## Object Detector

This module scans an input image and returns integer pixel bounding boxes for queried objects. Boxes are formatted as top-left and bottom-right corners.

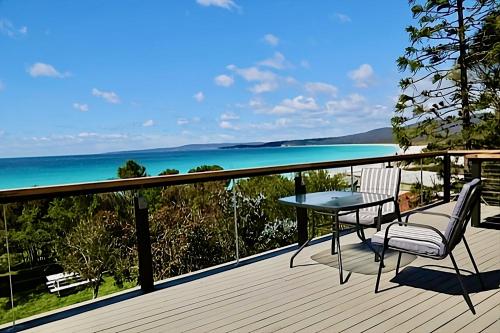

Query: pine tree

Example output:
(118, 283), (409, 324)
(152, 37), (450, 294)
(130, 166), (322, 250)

(393, 0), (498, 150)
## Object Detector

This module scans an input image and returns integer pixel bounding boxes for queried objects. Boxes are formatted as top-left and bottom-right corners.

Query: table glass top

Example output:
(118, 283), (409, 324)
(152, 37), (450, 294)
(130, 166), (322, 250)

(278, 191), (392, 211)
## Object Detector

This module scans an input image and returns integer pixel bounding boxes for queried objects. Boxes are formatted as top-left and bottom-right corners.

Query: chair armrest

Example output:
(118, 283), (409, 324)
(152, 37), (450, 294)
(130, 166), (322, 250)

(405, 211), (451, 224)
(383, 221), (449, 254)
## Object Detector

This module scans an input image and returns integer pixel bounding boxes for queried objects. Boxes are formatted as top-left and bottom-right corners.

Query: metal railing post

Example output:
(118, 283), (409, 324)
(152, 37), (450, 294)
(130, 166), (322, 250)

(232, 179), (240, 265)
(443, 154), (451, 203)
(420, 158), (424, 206)
(133, 195), (154, 293)
(470, 159), (482, 227)
(294, 172), (308, 246)
(350, 166), (354, 192)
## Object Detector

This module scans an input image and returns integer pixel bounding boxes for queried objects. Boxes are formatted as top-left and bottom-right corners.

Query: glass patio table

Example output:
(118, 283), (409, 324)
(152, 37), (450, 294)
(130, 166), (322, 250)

(279, 190), (394, 284)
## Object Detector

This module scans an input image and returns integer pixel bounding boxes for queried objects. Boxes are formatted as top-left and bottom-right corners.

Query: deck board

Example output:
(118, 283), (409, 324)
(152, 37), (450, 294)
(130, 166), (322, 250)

(11, 202), (500, 333)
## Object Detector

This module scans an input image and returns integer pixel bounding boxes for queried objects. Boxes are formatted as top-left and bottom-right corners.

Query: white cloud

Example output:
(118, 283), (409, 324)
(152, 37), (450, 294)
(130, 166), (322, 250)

(214, 74), (234, 87)
(0, 19), (27, 38)
(92, 88), (121, 104)
(326, 93), (366, 114)
(228, 65), (279, 94)
(249, 98), (264, 109)
(77, 132), (128, 140)
(348, 64), (375, 88)
(73, 103), (89, 112)
(263, 33), (279, 46)
(228, 65), (276, 82)
(217, 134), (235, 140)
(270, 105), (295, 114)
(77, 132), (98, 138)
(248, 95), (322, 115)
(300, 60), (310, 69)
(177, 117), (200, 125)
(285, 76), (298, 85)
(334, 13), (351, 23)
(193, 91), (205, 102)
(28, 62), (69, 78)
(219, 120), (239, 130)
(220, 112), (239, 120)
(196, 0), (239, 11)
(305, 82), (338, 97)
(297, 117), (332, 129)
(250, 118), (291, 130)
(258, 52), (289, 70)
(143, 119), (155, 127)
(249, 81), (278, 94)
(282, 96), (319, 111)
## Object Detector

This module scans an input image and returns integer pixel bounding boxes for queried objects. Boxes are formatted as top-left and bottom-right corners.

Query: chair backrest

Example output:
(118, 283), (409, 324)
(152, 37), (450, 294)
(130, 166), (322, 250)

(360, 168), (401, 214)
(443, 178), (481, 252)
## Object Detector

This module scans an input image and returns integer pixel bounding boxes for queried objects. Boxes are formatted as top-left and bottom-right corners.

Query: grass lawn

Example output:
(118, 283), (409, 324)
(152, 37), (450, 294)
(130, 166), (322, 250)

(0, 276), (136, 325)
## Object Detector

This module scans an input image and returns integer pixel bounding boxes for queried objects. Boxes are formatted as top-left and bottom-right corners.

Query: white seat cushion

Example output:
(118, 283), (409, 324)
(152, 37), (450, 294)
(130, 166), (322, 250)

(338, 211), (380, 225)
(338, 208), (397, 226)
(372, 225), (445, 256)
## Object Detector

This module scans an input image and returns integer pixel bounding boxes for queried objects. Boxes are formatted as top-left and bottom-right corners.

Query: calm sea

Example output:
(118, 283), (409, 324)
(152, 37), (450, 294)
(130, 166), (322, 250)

(0, 145), (397, 190)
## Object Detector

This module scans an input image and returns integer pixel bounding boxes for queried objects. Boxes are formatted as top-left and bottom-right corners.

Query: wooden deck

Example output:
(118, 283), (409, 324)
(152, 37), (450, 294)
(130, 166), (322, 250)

(18, 203), (500, 332)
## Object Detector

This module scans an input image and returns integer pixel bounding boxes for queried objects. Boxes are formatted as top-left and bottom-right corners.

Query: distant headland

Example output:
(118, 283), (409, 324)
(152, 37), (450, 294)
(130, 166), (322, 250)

(108, 127), (394, 154)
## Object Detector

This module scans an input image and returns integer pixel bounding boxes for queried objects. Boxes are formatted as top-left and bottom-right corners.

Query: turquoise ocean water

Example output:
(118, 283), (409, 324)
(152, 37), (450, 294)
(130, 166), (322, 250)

(0, 145), (397, 190)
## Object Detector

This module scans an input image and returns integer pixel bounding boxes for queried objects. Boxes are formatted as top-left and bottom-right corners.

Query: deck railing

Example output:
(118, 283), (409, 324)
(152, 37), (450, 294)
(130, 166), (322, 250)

(0, 149), (498, 328)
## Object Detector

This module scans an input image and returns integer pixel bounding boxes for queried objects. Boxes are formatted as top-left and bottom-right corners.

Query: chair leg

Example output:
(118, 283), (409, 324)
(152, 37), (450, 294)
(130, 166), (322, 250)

(375, 243), (387, 293)
(395, 201), (402, 223)
(449, 251), (476, 315)
(395, 251), (402, 276)
(463, 236), (485, 290)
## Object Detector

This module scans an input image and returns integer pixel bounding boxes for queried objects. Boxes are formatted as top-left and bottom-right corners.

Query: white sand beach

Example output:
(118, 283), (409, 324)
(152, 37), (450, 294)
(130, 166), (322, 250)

(334, 145), (440, 187)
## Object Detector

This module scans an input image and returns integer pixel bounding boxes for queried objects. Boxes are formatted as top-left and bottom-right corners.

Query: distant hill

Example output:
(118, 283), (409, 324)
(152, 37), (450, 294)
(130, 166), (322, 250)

(222, 127), (395, 149)
(107, 143), (258, 154)
(107, 127), (395, 154)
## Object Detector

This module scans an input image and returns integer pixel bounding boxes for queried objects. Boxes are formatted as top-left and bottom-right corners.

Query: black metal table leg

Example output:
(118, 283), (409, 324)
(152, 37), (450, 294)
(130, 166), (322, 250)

(290, 236), (313, 268)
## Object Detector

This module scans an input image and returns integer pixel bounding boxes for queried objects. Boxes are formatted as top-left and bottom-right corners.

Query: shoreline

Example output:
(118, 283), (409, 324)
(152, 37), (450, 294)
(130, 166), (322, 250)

(280, 143), (399, 149)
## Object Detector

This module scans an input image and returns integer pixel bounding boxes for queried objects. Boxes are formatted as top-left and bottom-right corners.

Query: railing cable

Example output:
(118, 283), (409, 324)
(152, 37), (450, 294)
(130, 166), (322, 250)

(3, 205), (16, 327)
(232, 179), (240, 265)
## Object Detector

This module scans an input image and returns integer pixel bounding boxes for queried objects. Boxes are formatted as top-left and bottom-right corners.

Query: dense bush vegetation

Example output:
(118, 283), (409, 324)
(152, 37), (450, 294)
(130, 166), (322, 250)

(0, 161), (347, 323)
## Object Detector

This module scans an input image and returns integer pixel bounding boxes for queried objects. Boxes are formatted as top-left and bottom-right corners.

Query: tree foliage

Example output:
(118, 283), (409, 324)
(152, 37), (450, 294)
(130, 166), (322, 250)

(393, 0), (498, 150)
(149, 180), (233, 279)
(117, 160), (147, 179)
(59, 211), (121, 298)
(158, 168), (179, 176)
(468, 8), (500, 148)
(188, 165), (224, 173)
(3, 161), (349, 304)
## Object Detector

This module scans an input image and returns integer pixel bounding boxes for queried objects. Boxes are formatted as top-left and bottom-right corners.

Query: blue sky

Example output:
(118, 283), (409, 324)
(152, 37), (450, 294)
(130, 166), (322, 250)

(0, 0), (414, 157)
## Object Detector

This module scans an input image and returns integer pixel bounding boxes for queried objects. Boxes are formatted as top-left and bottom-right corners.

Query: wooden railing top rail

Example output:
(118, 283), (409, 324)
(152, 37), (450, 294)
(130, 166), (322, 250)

(464, 153), (500, 160)
(448, 150), (500, 155)
(0, 149), (495, 204)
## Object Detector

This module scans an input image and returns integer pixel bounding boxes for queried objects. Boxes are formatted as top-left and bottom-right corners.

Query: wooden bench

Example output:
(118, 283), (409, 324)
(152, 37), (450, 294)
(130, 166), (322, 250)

(46, 272), (93, 295)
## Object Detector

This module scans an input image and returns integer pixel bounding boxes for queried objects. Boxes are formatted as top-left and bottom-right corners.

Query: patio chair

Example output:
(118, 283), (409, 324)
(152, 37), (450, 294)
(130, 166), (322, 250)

(372, 178), (484, 314)
(331, 168), (402, 253)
